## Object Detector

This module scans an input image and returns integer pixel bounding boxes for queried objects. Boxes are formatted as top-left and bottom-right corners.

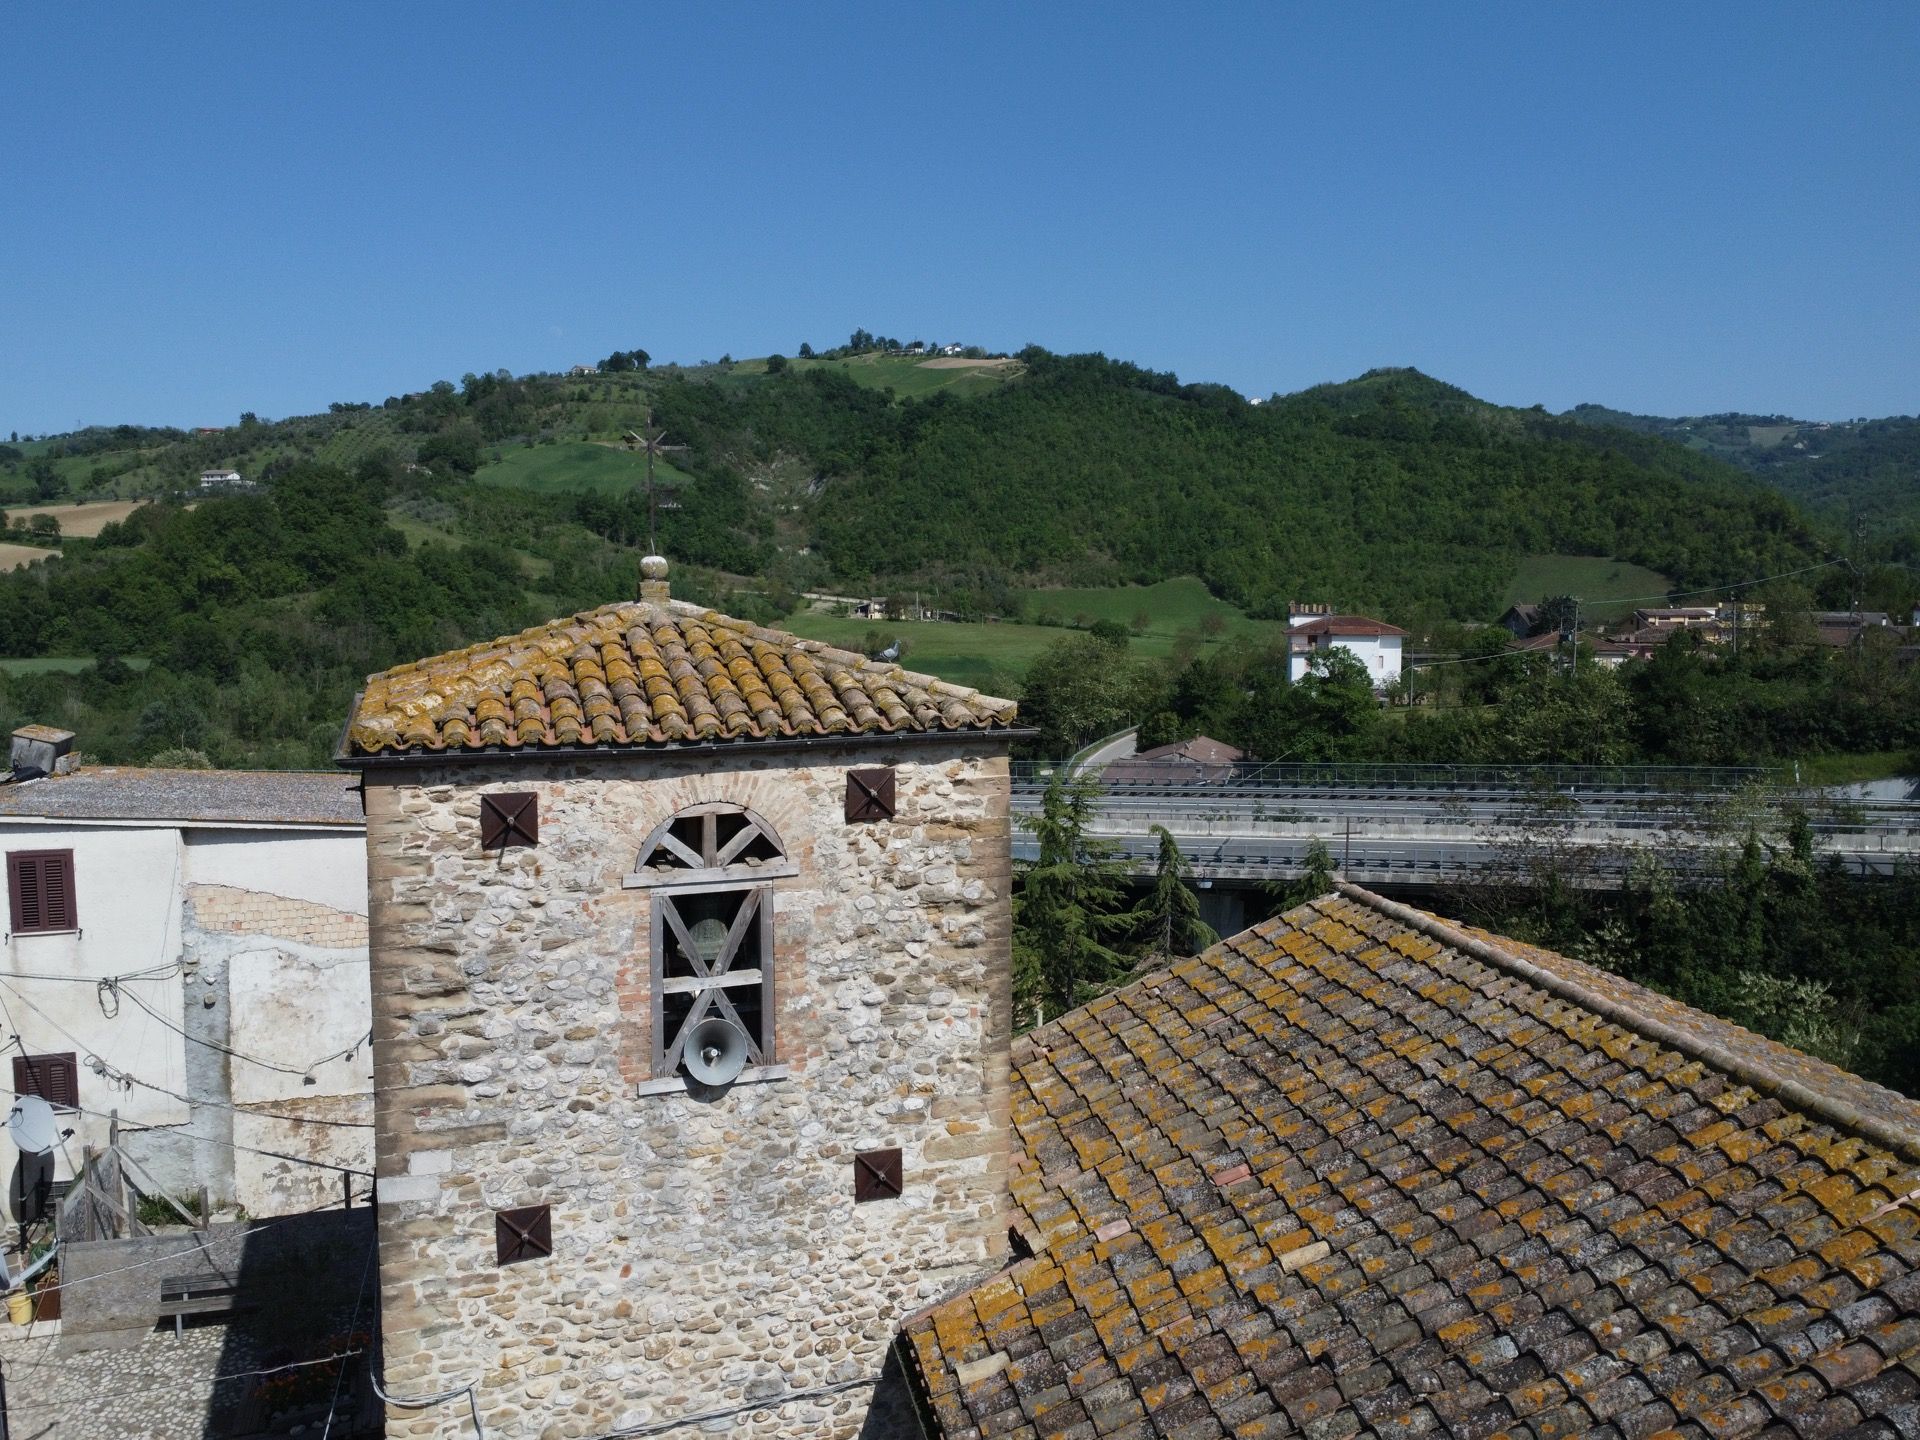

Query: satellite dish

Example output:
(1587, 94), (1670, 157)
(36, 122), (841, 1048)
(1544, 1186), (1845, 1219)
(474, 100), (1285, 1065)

(8, 1096), (58, 1156)
(683, 1017), (749, 1088)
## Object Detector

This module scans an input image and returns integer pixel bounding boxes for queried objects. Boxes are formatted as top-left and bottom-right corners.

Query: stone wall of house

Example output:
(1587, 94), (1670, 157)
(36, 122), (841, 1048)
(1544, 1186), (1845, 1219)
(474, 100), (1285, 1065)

(163, 881), (374, 1217)
(363, 739), (1013, 1440)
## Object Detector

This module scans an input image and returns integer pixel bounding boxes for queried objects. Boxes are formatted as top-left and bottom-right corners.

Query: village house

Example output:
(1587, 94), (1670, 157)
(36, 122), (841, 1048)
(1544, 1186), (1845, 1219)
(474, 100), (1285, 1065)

(1497, 602), (1541, 638)
(1285, 610), (1408, 689)
(1508, 631), (1657, 669)
(0, 727), (371, 1223)
(197, 466), (244, 490)
(341, 556), (1020, 1438)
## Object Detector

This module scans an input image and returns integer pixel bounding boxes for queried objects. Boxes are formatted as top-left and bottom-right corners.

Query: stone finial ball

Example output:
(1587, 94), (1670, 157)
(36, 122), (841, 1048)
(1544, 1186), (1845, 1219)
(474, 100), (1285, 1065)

(640, 555), (669, 580)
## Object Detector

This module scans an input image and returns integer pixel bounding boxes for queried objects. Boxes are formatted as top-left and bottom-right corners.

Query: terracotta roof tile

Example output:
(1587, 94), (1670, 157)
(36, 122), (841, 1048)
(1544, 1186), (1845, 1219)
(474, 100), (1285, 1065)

(903, 885), (1920, 1440)
(342, 599), (1016, 757)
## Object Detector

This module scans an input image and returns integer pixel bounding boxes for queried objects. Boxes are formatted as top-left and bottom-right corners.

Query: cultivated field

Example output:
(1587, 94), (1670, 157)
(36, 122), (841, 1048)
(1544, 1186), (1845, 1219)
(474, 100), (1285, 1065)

(2, 499), (149, 536)
(917, 356), (1020, 371)
(0, 542), (56, 572)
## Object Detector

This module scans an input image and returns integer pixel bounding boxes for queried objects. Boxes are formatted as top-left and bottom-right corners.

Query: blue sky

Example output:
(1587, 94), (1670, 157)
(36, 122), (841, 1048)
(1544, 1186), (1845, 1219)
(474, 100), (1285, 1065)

(2, 4), (1915, 433)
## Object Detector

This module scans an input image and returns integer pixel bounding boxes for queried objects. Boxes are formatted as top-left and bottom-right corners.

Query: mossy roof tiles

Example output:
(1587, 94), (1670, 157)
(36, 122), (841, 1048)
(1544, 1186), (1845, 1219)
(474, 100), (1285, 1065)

(903, 887), (1920, 1440)
(340, 599), (1016, 757)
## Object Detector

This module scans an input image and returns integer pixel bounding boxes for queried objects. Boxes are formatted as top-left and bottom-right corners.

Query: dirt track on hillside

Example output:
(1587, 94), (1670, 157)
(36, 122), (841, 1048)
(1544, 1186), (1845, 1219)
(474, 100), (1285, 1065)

(916, 357), (1020, 370)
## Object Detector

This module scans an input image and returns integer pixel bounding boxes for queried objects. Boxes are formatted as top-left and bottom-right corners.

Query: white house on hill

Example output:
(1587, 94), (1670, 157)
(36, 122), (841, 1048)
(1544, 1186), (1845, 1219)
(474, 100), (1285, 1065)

(1286, 613), (1408, 688)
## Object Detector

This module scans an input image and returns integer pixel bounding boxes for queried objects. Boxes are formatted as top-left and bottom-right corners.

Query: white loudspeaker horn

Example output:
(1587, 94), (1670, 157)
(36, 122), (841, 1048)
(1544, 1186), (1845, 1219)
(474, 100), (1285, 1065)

(683, 1017), (749, 1087)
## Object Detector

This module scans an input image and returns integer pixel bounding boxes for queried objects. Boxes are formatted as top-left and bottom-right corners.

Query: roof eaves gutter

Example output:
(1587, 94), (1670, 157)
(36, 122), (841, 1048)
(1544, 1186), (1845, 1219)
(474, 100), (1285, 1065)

(335, 726), (1037, 772)
(1333, 879), (1920, 1168)
(0, 815), (364, 833)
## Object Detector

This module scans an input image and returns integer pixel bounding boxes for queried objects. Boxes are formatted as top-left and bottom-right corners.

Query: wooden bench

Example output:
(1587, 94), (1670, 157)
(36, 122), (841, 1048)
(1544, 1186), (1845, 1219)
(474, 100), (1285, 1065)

(158, 1275), (247, 1338)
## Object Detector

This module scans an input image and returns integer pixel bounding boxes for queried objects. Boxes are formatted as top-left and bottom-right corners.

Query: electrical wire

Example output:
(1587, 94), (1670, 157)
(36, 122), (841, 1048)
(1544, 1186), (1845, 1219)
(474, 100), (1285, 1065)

(2, 1347), (370, 1411)
(369, 1371), (487, 1440)
(592, 1375), (881, 1438)
(0, 976), (374, 1130)
(113, 978), (370, 1080)
(23, 1191), (368, 1297)
(0, 959), (183, 985)
(1570, 557), (1845, 606)
(321, 1232), (378, 1439)
(0, 1078), (375, 1176)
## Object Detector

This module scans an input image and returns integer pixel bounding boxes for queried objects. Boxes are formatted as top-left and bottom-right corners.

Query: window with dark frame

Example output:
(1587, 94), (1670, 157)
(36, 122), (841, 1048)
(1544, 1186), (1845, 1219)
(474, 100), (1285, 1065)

(7, 850), (76, 935)
(624, 805), (793, 1080)
(12, 1052), (79, 1110)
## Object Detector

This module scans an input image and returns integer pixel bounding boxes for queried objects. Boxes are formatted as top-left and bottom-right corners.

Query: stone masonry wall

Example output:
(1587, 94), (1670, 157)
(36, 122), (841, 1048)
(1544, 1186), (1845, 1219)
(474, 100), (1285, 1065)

(363, 740), (1013, 1440)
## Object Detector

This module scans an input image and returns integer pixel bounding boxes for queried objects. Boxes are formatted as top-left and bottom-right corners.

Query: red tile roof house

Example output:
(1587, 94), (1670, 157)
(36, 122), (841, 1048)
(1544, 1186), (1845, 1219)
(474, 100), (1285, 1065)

(1286, 616), (1410, 689)
(342, 561), (1920, 1440)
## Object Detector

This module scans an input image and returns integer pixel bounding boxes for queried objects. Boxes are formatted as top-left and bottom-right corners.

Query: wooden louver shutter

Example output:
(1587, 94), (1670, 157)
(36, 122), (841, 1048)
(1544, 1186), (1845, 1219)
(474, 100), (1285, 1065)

(13, 1053), (78, 1110)
(8, 851), (75, 934)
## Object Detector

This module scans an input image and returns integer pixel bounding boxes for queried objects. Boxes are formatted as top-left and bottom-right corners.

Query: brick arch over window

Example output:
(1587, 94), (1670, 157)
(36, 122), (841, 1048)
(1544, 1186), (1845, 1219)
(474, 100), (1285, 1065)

(627, 802), (795, 885)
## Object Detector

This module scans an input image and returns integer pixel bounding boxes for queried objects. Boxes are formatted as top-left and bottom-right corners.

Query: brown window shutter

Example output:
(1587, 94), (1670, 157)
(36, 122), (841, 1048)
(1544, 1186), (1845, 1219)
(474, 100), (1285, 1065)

(47, 851), (75, 931)
(6, 852), (26, 933)
(13, 1053), (78, 1109)
(845, 769), (896, 823)
(7, 851), (75, 934)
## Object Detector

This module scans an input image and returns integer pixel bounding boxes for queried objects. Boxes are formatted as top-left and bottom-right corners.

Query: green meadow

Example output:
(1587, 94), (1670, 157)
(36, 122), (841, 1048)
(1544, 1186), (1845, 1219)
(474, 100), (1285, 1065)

(1502, 554), (1673, 622)
(475, 441), (695, 496)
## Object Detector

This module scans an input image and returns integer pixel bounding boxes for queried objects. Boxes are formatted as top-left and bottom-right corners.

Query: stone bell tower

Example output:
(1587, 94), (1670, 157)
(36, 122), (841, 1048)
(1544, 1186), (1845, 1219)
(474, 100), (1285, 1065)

(341, 562), (1018, 1439)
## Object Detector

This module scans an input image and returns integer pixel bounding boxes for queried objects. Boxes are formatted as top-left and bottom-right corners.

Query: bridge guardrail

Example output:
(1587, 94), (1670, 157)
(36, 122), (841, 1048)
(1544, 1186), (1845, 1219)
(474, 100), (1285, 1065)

(1012, 760), (1772, 793)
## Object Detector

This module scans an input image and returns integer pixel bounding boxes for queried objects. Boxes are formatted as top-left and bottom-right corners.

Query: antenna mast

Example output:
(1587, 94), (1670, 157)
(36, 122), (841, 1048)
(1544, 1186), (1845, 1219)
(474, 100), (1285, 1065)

(624, 410), (686, 556)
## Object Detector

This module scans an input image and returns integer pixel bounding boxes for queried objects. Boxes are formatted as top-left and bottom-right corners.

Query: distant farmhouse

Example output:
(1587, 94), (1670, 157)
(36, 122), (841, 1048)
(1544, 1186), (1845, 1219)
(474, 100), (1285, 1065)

(196, 466), (255, 493)
(1286, 603), (1408, 688)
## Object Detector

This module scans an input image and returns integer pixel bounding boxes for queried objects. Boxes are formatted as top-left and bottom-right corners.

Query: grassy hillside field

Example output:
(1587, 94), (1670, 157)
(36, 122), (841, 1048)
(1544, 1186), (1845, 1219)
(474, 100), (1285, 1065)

(1021, 577), (1285, 641)
(1501, 554), (1674, 622)
(474, 440), (696, 496)
(787, 577), (1286, 691)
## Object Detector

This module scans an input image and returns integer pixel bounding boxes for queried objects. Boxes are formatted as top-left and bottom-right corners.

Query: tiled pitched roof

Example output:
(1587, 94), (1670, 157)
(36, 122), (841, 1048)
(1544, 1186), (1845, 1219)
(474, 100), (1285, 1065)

(903, 883), (1920, 1440)
(1289, 615), (1410, 639)
(342, 600), (1017, 757)
(0, 768), (362, 827)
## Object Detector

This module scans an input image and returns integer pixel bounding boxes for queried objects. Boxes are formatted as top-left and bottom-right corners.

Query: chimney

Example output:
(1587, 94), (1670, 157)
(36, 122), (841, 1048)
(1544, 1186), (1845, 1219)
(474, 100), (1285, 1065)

(10, 725), (76, 779)
(639, 554), (670, 605)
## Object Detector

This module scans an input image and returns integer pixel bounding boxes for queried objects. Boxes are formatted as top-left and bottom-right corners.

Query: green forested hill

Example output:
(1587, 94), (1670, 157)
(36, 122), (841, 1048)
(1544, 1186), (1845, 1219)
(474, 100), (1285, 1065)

(1563, 402), (1920, 551)
(795, 355), (1823, 619)
(0, 344), (1890, 767)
